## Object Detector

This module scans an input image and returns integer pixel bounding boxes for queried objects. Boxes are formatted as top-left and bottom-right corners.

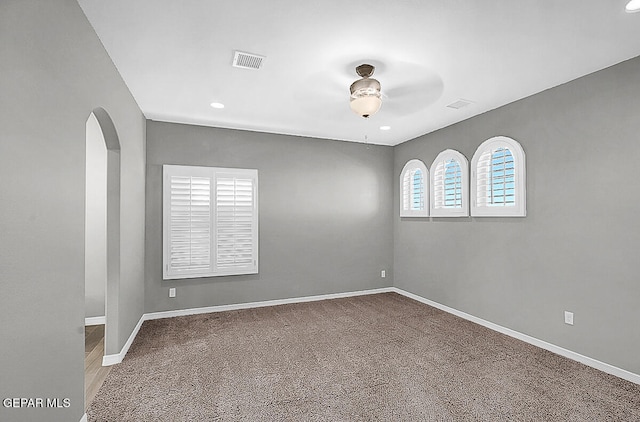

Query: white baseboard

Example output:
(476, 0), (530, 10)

(79, 413), (87, 422)
(144, 287), (395, 321)
(102, 286), (639, 386)
(102, 314), (145, 366)
(391, 287), (640, 385)
(85, 316), (106, 326)
(102, 287), (394, 365)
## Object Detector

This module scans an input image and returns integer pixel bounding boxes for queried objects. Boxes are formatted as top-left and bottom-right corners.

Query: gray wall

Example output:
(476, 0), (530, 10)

(145, 121), (394, 313)
(394, 56), (640, 375)
(0, 1), (146, 421)
(85, 113), (107, 319)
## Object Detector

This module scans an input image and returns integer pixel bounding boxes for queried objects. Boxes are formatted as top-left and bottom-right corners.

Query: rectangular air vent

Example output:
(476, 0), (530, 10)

(446, 99), (473, 109)
(232, 51), (265, 70)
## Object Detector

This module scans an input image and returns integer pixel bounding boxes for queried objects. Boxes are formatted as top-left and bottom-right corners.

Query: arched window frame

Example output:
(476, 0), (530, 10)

(430, 149), (469, 217)
(471, 136), (526, 217)
(400, 159), (429, 217)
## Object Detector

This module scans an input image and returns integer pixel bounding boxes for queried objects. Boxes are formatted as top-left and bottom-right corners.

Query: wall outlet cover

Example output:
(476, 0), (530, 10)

(564, 311), (574, 325)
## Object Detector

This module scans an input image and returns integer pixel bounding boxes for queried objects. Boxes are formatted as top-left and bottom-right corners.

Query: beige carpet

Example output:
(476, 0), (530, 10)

(88, 293), (640, 421)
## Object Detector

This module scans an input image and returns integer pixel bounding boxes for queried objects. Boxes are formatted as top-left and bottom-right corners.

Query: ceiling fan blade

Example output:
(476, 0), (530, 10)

(382, 71), (444, 116)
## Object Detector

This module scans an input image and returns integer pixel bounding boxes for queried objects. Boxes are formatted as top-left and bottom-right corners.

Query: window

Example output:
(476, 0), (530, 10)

(163, 165), (258, 279)
(430, 149), (469, 217)
(400, 159), (429, 217)
(471, 136), (526, 217)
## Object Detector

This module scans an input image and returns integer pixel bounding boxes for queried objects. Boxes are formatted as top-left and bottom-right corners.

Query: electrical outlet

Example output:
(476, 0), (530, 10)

(169, 288), (176, 298)
(381, 270), (386, 278)
(564, 311), (574, 325)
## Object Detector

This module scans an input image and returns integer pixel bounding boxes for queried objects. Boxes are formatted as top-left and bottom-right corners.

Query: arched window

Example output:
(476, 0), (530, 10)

(430, 149), (469, 217)
(471, 136), (526, 217)
(400, 159), (429, 217)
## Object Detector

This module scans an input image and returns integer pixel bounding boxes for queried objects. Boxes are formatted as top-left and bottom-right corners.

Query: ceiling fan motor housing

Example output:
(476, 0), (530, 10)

(355, 64), (375, 78)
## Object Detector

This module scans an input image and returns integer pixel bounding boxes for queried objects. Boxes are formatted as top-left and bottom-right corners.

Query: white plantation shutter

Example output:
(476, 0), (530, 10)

(168, 175), (212, 275)
(163, 165), (258, 279)
(480, 148), (514, 206)
(402, 169), (424, 211)
(475, 149), (492, 208)
(400, 159), (429, 217)
(215, 175), (257, 272)
(402, 171), (414, 212)
(430, 149), (469, 217)
(471, 136), (526, 217)
(443, 161), (462, 207)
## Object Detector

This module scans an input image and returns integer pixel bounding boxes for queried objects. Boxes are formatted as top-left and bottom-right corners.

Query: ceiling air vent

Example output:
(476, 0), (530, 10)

(446, 99), (473, 109)
(232, 51), (265, 70)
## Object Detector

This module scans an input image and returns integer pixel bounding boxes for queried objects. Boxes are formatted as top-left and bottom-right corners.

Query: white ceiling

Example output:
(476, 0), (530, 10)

(78, 0), (640, 146)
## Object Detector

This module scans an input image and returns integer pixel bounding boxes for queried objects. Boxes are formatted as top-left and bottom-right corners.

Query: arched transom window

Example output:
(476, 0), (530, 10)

(471, 136), (526, 217)
(400, 159), (429, 217)
(431, 149), (469, 217)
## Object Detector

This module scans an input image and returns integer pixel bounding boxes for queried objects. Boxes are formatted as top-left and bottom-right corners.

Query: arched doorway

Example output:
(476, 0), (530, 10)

(84, 108), (120, 408)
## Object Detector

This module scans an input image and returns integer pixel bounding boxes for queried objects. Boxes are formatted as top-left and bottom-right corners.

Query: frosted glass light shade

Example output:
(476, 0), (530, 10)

(350, 94), (382, 118)
(349, 73), (382, 118)
(626, 0), (640, 12)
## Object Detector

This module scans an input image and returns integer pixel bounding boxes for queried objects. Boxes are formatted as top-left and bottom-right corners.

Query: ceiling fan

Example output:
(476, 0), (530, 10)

(293, 59), (443, 121)
(344, 61), (443, 120)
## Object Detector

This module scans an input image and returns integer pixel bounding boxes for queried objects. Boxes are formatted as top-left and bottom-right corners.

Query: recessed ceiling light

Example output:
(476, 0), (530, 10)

(626, 0), (640, 12)
(210, 102), (225, 109)
(379, 125), (391, 131)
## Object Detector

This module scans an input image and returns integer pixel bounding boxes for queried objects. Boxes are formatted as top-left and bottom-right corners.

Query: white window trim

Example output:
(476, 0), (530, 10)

(163, 164), (259, 280)
(430, 149), (469, 217)
(471, 136), (526, 217)
(400, 159), (429, 217)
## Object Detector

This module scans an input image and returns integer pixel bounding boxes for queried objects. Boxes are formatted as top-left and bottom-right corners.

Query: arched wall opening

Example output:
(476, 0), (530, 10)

(84, 107), (121, 375)
(85, 113), (107, 323)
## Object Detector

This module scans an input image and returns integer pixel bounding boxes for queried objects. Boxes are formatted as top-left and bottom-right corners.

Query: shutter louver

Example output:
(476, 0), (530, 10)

(216, 177), (255, 270)
(168, 175), (211, 274)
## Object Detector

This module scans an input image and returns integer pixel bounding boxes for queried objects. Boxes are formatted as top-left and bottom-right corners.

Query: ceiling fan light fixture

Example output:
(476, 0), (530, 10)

(626, 0), (640, 12)
(349, 64), (382, 118)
